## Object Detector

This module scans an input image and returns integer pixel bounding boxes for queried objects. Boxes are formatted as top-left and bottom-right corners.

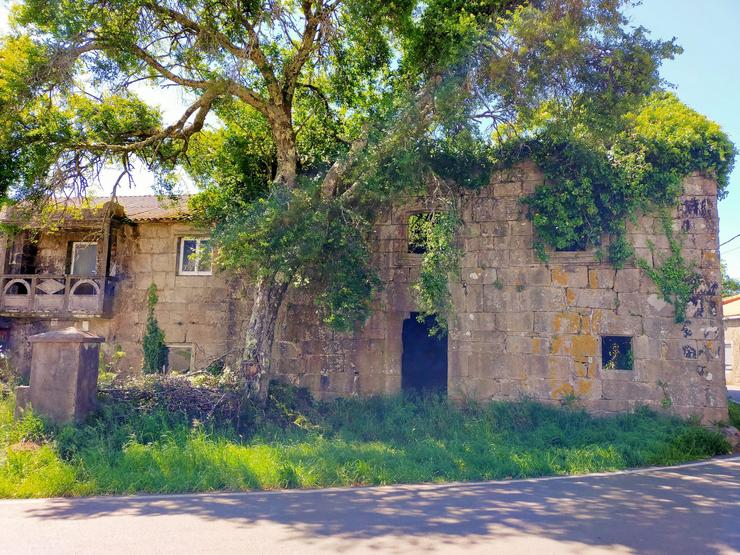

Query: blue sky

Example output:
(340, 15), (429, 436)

(625, 1), (740, 276)
(1, 1), (739, 274)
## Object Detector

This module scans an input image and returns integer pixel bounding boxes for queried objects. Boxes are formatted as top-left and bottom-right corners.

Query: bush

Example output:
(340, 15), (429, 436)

(99, 375), (248, 430)
(729, 400), (740, 428)
(0, 384), (732, 498)
(142, 284), (167, 374)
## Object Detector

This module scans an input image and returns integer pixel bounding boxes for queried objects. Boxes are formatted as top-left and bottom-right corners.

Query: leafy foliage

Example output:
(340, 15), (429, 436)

(0, 386), (731, 497)
(142, 284), (167, 374)
(0, 0), (715, 343)
(637, 213), (702, 323)
(413, 207), (462, 334)
(512, 93), (735, 268)
(721, 262), (740, 297)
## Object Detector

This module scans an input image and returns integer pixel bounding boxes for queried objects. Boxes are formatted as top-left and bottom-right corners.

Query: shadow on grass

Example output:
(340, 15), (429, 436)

(21, 457), (740, 555)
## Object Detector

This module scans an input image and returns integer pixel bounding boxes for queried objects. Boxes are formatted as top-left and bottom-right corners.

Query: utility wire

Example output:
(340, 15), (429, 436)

(720, 232), (740, 248)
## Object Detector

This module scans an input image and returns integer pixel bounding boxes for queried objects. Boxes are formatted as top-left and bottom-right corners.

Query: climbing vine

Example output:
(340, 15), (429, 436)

(509, 94), (734, 261)
(637, 213), (701, 323)
(499, 93), (735, 318)
(412, 205), (462, 335)
(405, 94), (735, 331)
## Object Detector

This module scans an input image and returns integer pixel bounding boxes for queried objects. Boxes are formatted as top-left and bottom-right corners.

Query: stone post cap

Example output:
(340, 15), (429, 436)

(28, 327), (104, 344)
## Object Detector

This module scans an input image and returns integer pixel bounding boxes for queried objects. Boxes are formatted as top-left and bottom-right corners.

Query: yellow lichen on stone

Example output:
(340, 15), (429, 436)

(588, 269), (599, 289)
(554, 312), (581, 334)
(575, 379), (593, 397)
(550, 382), (575, 400)
(550, 336), (568, 355)
(590, 310), (603, 333)
(566, 288), (576, 305)
(551, 267), (568, 287)
(571, 335), (598, 361)
(532, 337), (542, 353)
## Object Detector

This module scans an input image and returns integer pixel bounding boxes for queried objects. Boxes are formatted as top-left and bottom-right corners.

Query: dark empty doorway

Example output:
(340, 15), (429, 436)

(402, 313), (448, 394)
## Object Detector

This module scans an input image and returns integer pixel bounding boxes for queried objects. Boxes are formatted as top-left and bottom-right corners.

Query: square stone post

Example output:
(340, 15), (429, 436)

(15, 327), (103, 424)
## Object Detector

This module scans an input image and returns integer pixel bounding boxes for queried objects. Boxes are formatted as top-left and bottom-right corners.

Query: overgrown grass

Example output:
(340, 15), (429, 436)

(0, 385), (732, 498)
(729, 400), (740, 428)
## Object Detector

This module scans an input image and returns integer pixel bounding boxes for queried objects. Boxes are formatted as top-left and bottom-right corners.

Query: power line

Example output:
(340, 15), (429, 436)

(720, 232), (740, 248)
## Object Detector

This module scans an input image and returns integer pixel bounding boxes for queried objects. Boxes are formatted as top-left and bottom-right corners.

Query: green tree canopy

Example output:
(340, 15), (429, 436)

(0, 0), (686, 391)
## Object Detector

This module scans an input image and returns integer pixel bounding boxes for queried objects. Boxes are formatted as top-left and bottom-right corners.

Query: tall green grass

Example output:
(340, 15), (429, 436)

(729, 400), (740, 428)
(0, 389), (731, 498)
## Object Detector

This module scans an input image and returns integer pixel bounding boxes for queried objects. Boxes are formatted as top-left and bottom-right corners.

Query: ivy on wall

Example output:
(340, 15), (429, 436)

(637, 213), (701, 323)
(500, 93), (735, 320)
(414, 93), (735, 328)
(413, 206), (462, 334)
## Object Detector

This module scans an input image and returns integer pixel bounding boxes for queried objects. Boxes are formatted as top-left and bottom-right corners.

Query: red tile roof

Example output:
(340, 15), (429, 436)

(109, 195), (192, 221)
(0, 195), (192, 224)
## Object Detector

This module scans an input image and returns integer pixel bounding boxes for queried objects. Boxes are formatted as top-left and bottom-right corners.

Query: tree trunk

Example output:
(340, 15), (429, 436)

(241, 104), (296, 399)
(240, 271), (290, 399)
(269, 106), (298, 187)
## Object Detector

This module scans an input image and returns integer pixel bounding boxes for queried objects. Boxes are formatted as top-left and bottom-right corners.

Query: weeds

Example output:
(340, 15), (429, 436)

(0, 384), (732, 498)
(729, 400), (740, 428)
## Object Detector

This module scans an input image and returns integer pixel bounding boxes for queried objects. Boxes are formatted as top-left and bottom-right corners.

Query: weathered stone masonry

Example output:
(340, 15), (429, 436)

(0, 161), (728, 422)
(272, 161), (728, 421)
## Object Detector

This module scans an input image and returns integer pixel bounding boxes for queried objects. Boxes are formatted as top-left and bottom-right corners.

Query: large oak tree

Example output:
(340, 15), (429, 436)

(0, 0), (676, 392)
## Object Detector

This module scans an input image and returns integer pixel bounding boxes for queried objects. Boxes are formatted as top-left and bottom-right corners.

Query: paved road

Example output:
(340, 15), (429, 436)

(1, 457), (738, 555)
(728, 385), (740, 404)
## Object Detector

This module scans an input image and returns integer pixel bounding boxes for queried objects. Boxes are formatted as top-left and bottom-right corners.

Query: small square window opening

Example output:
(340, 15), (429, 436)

(167, 344), (193, 373)
(602, 336), (633, 370)
(407, 213), (434, 254)
(555, 237), (589, 252)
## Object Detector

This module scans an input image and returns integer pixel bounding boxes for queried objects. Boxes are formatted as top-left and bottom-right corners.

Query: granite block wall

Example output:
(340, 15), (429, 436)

(1, 160), (728, 421)
(271, 161), (728, 421)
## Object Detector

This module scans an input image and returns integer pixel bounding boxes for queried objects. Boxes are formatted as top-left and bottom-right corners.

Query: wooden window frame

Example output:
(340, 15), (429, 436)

(70, 241), (98, 276)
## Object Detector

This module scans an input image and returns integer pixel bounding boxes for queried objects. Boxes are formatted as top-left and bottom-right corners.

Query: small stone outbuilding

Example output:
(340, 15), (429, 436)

(0, 161), (729, 422)
(723, 295), (740, 386)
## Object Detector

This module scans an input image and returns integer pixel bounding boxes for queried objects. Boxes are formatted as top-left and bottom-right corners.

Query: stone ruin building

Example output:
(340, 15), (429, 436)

(0, 160), (729, 422)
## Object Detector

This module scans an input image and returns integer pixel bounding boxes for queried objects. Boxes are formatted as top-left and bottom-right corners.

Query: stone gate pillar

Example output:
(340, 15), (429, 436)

(15, 327), (103, 424)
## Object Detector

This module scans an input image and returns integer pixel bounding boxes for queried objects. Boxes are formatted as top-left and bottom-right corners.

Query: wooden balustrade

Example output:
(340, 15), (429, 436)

(0, 274), (115, 317)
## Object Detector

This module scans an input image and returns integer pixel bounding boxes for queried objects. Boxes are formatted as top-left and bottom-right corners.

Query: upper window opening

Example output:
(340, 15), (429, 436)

(407, 213), (434, 254)
(179, 237), (213, 275)
(71, 242), (97, 275)
(555, 237), (588, 252)
(602, 336), (633, 371)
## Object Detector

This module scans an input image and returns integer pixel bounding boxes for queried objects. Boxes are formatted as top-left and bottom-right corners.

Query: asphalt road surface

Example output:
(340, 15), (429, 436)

(728, 385), (740, 404)
(1, 456), (738, 555)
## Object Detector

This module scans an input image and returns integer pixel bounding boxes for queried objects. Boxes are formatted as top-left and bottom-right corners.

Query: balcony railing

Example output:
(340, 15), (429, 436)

(0, 274), (115, 317)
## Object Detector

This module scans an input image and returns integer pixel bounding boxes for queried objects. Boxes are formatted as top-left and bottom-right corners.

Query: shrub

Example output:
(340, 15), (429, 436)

(142, 284), (167, 374)
(729, 400), (740, 428)
(0, 385), (732, 498)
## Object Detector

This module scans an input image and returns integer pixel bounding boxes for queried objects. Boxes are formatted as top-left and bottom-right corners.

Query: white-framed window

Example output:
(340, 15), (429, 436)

(166, 343), (193, 373)
(70, 242), (98, 275)
(178, 237), (213, 275)
(726, 342), (734, 373)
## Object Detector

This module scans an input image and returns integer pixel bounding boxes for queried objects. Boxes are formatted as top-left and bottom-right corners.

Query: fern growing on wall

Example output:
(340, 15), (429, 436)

(142, 283), (168, 374)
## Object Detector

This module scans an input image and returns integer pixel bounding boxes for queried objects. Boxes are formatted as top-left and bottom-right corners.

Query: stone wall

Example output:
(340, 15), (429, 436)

(102, 221), (236, 374)
(3, 221), (237, 378)
(271, 161), (727, 421)
(1, 161), (728, 421)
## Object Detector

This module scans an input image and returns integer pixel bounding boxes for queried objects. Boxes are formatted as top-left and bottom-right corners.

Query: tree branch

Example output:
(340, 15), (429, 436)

(283, 2), (325, 100)
(70, 85), (224, 154)
(321, 125), (369, 199)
